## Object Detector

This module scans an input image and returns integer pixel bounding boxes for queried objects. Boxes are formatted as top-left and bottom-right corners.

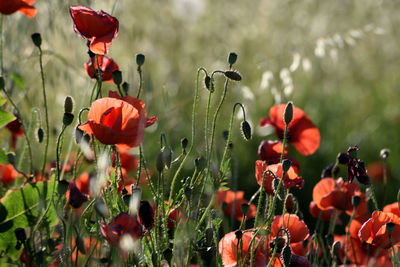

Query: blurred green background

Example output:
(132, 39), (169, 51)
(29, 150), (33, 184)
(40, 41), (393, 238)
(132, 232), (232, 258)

(2, 0), (400, 228)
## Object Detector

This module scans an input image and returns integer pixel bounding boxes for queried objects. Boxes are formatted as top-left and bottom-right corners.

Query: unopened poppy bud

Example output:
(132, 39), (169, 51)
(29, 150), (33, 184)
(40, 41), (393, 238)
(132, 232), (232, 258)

(282, 159), (292, 173)
(31, 33), (42, 47)
(336, 152), (349, 164)
(240, 121), (251, 140)
(57, 180), (69, 195)
(6, 152), (15, 166)
(156, 152), (164, 172)
(241, 203), (249, 216)
(162, 147), (172, 169)
(195, 156), (206, 172)
(181, 137), (188, 150)
(112, 70), (122, 85)
(281, 245), (292, 267)
(63, 113), (74, 126)
(351, 195), (361, 208)
(380, 148), (390, 160)
(235, 230), (242, 240)
(228, 52), (238, 66)
(14, 228), (26, 242)
(331, 240), (341, 258)
(283, 101), (293, 125)
(285, 194), (297, 214)
(204, 76), (214, 92)
(273, 178), (285, 200)
(136, 54), (145, 66)
(386, 222), (395, 236)
(224, 70), (242, 81)
(64, 96), (74, 113)
(122, 82), (129, 95)
(75, 127), (84, 144)
(139, 200), (154, 230)
(0, 76), (4, 89)
(37, 128), (44, 143)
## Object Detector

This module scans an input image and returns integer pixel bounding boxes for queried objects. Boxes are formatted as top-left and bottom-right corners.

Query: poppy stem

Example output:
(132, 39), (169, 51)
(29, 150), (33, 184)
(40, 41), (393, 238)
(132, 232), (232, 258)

(56, 125), (67, 181)
(0, 15), (3, 76)
(136, 66), (143, 99)
(94, 54), (103, 99)
(280, 124), (288, 163)
(37, 45), (50, 180)
(343, 208), (356, 266)
(254, 170), (268, 228)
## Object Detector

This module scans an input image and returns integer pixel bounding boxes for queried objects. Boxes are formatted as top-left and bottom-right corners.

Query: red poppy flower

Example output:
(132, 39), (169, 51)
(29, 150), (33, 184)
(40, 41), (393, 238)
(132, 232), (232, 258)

(78, 91), (157, 149)
(75, 172), (91, 195)
(383, 202), (400, 217)
(309, 201), (342, 222)
(271, 214), (309, 243)
(85, 55), (119, 82)
(69, 6), (119, 55)
(259, 104), (320, 156)
(0, 163), (18, 185)
(359, 211), (400, 249)
(216, 190), (257, 221)
(153, 201), (181, 229)
(66, 180), (89, 209)
(219, 230), (266, 267)
(255, 160), (304, 195)
(367, 162), (390, 183)
(0, 0), (36, 17)
(6, 116), (24, 150)
(112, 147), (138, 173)
(312, 177), (362, 213)
(100, 212), (142, 247)
(257, 140), (288, 164)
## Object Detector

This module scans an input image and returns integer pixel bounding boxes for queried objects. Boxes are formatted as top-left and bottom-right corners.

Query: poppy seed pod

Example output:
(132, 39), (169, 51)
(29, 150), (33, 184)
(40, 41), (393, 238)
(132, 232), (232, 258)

(64, 96), (74, 114)
(136, 54), (145, 66)
(240, 203), (249, 216)
(282, 159), (292, 173)
(112, 70), (122, 85)
(75, 127), (84, 144)
(224, 70), (242, 81)
(14, 228), (26, 242)
(240, 121), (251, 140)
(57, 180), (69, 195)
(228, 52), (238, 66)
(31, 33), (42, 47)
(386, 222), (396, 236)
(63, 113), (74, 126)
(181, 137), (188, 150)
(204, 75), (214, 92)
(352, 195), (361, 208)
(156, 151), (164, 172)
(6, 153), (16, 166)
(283, 101), (293, 125)
(139, 200), (154, 230)
(380, 148), (390, 159)
(235, 230), (242, 240)
(281, 245), (292, 267)
(122, 82), (130, 95)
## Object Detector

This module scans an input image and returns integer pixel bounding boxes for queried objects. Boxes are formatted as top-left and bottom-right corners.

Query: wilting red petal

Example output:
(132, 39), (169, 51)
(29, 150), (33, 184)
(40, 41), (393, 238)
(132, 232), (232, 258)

(259, 104), (320, 156)
(0, 0), (36, 17)
(271, 214), (309, 243)
(69, 6), (118, 55)
(85, 55), (119, 82)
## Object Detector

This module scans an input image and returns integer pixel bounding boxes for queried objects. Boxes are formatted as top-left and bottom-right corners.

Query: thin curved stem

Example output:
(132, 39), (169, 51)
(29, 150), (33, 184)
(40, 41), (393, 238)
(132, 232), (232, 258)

(39, 46), (50, 179)
(56, 125), (66, 181)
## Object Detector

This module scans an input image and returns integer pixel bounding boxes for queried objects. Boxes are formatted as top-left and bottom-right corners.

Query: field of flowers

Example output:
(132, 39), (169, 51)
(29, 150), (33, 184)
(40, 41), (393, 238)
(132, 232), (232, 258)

(0, 0), (400, 266)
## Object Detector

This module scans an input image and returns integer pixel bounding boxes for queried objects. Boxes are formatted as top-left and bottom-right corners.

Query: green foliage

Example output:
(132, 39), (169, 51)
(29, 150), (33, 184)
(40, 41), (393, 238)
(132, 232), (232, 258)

(0, 110), (15, 129)
(0, 181), (58, 260)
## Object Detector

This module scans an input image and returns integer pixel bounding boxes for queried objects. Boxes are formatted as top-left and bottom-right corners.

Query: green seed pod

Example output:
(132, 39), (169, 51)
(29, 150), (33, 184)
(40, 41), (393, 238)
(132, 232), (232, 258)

(240, 121), (251, 140)
(224, 70), (242, 81)
(162, 146), (172, 169)
(241, 203), (249, 216)
(352, 195), (361, 208)
(195, 157), (206, 172)
(57, 180), (69, 195)
(281, 245), (292, 267)
(64, 96), (74, 114)
(136, 54), (145, 66)
(156, 151), (164, 172)
(31, 33), (42, 47)
(6, 152), (15, 166)
(228, 52), (238, 66)
(112, 70), (122, 85)
(235, 230), (242, 240)
(122, 82), (130, 95)
(386, 222), (395, 236)
(75, 127), (84, 144)
(37, 128), (44, 143)
(63, 113), (74, 126)
(204, 75), (214, 92)
(282, 159), (292, 173)
(380, 148), (390, 160)
(181, 137), (188, 150)
(331, 240), (341, 258)
(284, 101), (293, 125)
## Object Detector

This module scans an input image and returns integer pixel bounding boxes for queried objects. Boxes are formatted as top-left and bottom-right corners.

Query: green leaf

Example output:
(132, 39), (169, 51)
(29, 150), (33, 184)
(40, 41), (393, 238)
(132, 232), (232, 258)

(10, 73), (26, 91)
(0, 149), (8, 164)
(0, 95), (6, 107)
(0, 111), (15, 129)
(0, 181), (58, 260)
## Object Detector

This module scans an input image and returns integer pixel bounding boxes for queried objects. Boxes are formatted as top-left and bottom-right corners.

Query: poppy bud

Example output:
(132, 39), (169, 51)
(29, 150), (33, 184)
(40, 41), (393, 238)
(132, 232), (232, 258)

(228, 52), (238, 66)
(282, 159), (292, 173)
(64, 96), (74, 114)
(273, 178), (285, 200)
(31, 33), (42, 47)
(57, 180), (69, 195)
(331, 240), (341, 258)
(351, 195), (361, 208)
(386, 222), (395, 237)
(283, 101), (293, 125)
(7, 152), (15, 166)
(285, 193), (297, 214)
(195, 157), (206, 172)
(235, 230), (242, 240)
(240, 121), (251, 140)
(241, 203), (249, 216)
(336, 152), (349, 164)
(0, 76), (4, 89)
(139, 200), (154, 230)
(181, 137), (188, 150)
(122, 82), (130, 95)
(36, 128), (44, 143)
(75, 127), (84, 144)
(136, 54), (145, 66)
(112, 70), (122, 85)
(204, 75), (214, 92)
(162, 146), (172, 169)
(281, 245), (292, 267)
(63, 113), (74, 126)
(224, 70), (242, 81)
(156, 151), (164, 172)
(68, 181), (88, 208)
(14, 228), (26, 242)
(380, 148), (390, 160)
